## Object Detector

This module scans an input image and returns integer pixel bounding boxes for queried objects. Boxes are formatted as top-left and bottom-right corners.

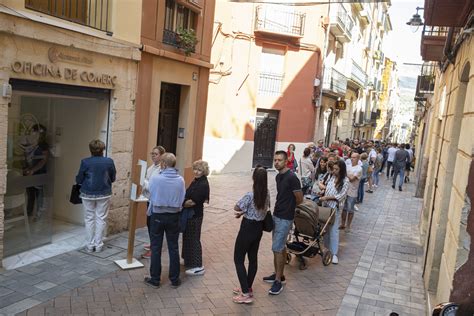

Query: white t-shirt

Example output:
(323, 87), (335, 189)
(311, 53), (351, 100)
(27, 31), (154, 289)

(369, 149), (377, 162)
(346, 164), (362, 198)
(345, 158), (362, 167)
(387, 147), (397, 162)
(405, 149), (414, 162)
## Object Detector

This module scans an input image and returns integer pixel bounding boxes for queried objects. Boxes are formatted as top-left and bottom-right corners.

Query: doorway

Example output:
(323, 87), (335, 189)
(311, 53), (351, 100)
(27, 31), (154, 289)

(252, 109), (279, 168)
(157, 83), (181, 154)
(4, 79), (109, 262)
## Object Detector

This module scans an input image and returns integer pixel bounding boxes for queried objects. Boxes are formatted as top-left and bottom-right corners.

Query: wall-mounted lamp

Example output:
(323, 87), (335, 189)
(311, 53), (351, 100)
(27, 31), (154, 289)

(406, 7), (424, 33)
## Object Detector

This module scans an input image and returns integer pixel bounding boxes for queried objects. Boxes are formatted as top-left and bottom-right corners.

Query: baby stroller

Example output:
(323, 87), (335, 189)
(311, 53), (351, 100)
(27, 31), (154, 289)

(286, 200), (335, 270)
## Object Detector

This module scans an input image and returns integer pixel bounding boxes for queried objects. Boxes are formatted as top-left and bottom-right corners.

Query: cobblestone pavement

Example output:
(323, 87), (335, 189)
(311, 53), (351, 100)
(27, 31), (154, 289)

(0, 171), (427, 315)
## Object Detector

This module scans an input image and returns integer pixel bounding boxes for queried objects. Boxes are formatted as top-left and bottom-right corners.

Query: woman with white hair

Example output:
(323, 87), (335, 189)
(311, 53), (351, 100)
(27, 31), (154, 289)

(181, 160), (210, 276)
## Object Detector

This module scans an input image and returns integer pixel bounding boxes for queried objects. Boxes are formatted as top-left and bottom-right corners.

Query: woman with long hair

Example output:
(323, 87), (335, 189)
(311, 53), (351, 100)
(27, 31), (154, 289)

(319, 160), (349, 264)
(232, 166), (270, 304)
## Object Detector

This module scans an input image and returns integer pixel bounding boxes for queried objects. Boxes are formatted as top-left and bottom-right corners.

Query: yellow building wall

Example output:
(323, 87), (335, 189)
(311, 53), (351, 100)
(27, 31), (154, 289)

(421, 36), (473, 306)
(0, 0), (142, 45)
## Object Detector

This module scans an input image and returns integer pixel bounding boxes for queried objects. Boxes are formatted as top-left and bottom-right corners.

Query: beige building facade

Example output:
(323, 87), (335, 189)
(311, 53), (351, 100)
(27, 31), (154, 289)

(416, 0), (474, 309)
(320, 1), (392, 144)
(0, 1), (141, 267)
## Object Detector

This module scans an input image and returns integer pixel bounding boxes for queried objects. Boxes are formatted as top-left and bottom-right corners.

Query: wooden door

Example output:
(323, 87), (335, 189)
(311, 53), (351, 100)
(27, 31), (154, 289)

(158, 83), (180, 154)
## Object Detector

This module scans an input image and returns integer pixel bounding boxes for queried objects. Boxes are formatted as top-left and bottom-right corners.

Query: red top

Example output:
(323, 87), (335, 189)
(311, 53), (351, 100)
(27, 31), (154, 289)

(286, 151), (296, 170)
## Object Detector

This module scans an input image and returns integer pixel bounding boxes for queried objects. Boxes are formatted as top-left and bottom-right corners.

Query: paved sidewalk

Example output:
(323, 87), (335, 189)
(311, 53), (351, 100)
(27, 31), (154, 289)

(0, 172), (427, 315)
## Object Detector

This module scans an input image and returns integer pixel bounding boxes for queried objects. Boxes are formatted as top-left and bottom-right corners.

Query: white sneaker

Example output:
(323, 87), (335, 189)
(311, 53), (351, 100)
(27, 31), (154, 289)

(332, 255), (339, 264)
(354, 205), (359, 211)
(185, 267), (205, 276)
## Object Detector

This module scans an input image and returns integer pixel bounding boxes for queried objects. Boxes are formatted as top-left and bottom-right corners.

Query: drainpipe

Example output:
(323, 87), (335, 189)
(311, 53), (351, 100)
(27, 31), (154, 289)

(443, 27), (455, 63)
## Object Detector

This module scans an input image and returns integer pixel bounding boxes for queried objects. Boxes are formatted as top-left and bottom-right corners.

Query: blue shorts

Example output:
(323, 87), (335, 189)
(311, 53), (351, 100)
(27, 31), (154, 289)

(272, 216), (293, 253)
(344, 196), (357, 213)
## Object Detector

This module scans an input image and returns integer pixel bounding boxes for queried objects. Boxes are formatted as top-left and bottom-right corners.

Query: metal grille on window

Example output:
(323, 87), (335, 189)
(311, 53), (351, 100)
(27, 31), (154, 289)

(25, 0), (111, 33)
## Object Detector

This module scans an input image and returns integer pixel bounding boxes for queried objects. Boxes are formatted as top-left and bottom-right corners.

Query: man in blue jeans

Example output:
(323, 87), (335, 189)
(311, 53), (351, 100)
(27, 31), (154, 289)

(144, 153), (186, 288)
(392, 144), (410, 192)
(263, 150), (303, 295)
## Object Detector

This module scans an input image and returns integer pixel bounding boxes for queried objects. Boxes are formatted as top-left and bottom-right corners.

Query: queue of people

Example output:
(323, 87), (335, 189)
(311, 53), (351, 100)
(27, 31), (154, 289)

(74, 138), (414, 305)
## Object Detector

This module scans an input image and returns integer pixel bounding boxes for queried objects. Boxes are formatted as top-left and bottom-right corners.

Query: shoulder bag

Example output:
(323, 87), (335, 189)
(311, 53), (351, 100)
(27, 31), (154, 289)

(263, 211), (273, 232)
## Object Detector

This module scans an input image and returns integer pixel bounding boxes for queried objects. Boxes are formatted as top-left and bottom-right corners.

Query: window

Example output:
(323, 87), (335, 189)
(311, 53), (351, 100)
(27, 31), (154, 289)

(258, 48), (285, 96)
(25, 0), (111, 32)
(163, 0), (198, 48)
(164, 0), (197, 32)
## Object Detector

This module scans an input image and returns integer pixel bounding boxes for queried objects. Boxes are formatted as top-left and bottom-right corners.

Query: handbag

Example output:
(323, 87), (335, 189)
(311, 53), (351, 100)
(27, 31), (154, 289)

(69, 184), (82, 204)
(263, 211), (273, 232)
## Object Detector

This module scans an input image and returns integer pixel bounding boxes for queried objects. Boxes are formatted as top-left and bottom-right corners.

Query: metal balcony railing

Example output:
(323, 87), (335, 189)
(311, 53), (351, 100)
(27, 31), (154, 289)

(422, 25), (449, 37)
(351, 60), (367, 87)
(329, 4), (353, 39)
(323, 68), (348, 95)
(258, 72), (284, 96)
(415, 62), (436, 100)
(26, 0), (111, 32)
(162, 29), (196, 53)
(255, 6), (305, 37)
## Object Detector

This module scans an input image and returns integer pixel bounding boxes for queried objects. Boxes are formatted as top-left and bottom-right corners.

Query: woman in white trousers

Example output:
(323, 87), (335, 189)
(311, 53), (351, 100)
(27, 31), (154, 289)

(75, 140), (116, 252)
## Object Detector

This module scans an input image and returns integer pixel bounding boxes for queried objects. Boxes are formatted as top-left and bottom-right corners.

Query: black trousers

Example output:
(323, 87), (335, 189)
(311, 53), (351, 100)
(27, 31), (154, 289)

(182, 216), (204, 268)
(234, 217), (263, 294)
(386, 161), (394, 178)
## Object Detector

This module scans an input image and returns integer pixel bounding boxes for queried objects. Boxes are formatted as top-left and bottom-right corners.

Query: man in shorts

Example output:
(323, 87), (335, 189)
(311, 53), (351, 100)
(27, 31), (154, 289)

(340, 153), (362, 231)
(263, 150), (303, 295)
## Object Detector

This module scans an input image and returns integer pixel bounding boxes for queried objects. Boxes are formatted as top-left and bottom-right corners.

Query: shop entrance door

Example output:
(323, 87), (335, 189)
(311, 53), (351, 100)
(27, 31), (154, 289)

(4, 79), (110, 258)
(252, 109), (279, 168)
(157, 83), (180, 154)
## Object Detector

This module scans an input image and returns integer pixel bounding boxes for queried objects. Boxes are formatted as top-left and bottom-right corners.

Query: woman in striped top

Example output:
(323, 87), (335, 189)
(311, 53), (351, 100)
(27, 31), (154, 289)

(319, 160), (349, 264)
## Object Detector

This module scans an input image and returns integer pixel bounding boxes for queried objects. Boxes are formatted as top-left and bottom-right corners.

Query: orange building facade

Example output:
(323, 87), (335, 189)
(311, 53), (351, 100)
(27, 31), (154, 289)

(203, 1), (327, 172)
(133, 0), (215, 226)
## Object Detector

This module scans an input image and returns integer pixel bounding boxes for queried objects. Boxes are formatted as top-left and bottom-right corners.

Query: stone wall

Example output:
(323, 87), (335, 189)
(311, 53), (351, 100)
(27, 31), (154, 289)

(0, 12), (140, 266)
(420, 35), (473, 306)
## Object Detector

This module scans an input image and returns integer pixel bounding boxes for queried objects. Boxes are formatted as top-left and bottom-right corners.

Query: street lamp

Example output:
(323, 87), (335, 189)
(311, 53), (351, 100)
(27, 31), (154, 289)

(406, 7), (424, 32)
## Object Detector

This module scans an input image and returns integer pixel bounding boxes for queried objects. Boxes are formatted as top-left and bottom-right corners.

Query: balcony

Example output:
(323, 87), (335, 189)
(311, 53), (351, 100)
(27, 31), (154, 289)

(350, 60), (367, 88)
(359, 7), (371, 25)
(424, 0), (473, 27)
(162, 29), (196, 53)
(415, 63), (436, 101)
(254, 5), (305, 38)
(25, 0), (111, 32)
(420, 26), (448, 61)
(323, 68), (348, 96)
(327, 4), (354, 43)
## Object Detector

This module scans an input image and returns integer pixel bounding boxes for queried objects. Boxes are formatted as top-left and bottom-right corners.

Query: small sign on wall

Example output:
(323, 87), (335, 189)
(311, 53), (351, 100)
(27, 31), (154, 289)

(178, 128), (185, 139)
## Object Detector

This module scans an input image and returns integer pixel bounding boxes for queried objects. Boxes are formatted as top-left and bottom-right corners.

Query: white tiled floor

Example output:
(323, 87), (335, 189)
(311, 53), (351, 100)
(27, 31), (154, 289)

(3, 220), (85, 270)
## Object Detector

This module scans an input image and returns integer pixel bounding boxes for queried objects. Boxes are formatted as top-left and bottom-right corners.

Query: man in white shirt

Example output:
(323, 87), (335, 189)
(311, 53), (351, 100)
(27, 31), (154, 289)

(386, 143), (398, 179)
(340, 153), (362, 231)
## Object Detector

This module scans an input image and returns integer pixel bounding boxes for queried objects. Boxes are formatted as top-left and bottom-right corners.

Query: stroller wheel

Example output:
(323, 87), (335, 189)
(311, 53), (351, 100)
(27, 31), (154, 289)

(298, 256), (307, 270)
(286, 253), (292, 264)
(322, 250), (332, 266)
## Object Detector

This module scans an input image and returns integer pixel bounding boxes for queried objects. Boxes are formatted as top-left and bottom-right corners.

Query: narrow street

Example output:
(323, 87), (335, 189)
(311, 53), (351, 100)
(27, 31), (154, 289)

(0, 172), (426, 315)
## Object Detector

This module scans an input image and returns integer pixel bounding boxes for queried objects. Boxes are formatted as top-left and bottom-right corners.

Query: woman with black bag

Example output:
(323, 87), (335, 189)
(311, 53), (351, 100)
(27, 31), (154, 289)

(232, 166), (270, 304)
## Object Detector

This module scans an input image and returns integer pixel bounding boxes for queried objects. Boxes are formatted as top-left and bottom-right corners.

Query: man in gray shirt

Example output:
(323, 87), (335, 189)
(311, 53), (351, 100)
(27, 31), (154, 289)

(392, 144), (410, 191)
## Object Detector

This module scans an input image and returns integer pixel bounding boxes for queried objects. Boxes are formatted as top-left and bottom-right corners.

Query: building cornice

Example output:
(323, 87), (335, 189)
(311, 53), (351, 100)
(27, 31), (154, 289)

(142, 44), (213, 69)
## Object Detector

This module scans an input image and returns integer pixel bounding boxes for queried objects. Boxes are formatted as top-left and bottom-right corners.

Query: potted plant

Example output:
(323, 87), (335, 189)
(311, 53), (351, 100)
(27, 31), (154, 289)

(177, 28), (198, 56)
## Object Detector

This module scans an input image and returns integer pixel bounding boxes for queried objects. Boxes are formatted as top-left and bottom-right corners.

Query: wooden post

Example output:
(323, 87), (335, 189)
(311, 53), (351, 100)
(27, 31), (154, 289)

(126, 201), (138, 264)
